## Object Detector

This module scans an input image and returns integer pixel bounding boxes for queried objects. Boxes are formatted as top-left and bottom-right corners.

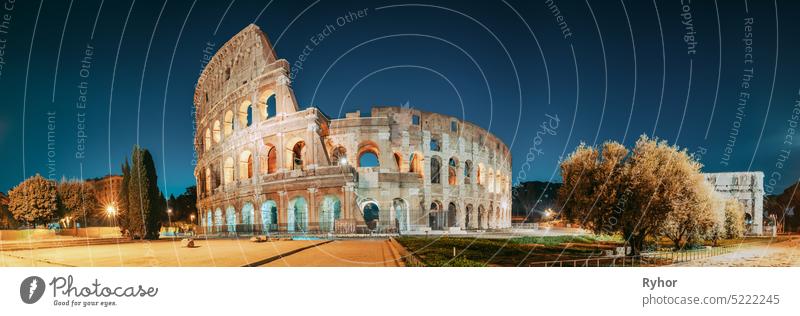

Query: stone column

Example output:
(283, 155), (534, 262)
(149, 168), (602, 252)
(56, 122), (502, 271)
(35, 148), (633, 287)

(307, 187), (317, 230)
(278, 191), (287, 231)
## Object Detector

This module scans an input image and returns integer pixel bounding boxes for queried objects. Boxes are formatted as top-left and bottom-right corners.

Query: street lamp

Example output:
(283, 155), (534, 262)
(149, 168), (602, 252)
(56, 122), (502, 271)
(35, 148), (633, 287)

(106, 205), (116, 217)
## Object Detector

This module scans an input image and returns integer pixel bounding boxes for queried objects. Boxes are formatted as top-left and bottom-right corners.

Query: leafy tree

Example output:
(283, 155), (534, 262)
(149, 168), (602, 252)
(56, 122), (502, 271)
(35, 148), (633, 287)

(7, 174), (59, 227)
(661, 176), (718, 250)
(57, 180), (99, 227)
(559, 135), (714, 255)
(123, 146), (165, 239)
(723, 198), (746, 239)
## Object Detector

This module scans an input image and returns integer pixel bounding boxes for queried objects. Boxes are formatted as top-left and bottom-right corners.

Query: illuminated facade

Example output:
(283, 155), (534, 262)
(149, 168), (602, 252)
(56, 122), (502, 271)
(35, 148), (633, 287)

(193, 25), (512, 234)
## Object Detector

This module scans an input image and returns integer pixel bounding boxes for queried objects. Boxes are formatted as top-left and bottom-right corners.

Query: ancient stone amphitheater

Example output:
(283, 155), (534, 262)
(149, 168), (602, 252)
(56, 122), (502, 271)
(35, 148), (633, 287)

(195, 25), (512, 234)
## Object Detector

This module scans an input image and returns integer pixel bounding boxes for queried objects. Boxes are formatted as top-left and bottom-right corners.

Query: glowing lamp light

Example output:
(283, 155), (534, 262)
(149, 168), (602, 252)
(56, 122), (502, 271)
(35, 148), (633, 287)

(339, 157), (348, 166)
(105, 205), (116, 216)
(167, 208), (173, 214)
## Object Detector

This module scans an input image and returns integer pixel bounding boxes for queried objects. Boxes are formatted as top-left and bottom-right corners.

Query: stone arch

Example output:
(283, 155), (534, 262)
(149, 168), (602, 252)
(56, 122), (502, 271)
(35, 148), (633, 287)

(239, 150), (253, 179)
(205, 210), (213, 231)
(478, 204), (486, 229)
(223, 110), (234, 136)
(225, 205), (236, 232)
(429, 200), (443, 230)
(204, 128), (211, 151)
(214, 208), (224, 230)
(212, 120), (221, 143)
(260, 200), (278, 232)
(464, 160), (473, 184)
(409, 152), (422, 174)
(288, 139), (306, 170)
(287, 196), (308, 233)
(393, 152), (402, 171)
(465, 204), (474, 229)
(331, 146), (347, 165)
(430, 155), (442, 184)
(447, 202), (458, 228)
(319, 195), (341, 232)
(477, 163), (483, 185)
(448, 157), (459, 185)
(204, 167), (212, 193)
(238, 100), (253, 127)
(223, 157), (235, 185)
(392, 198), (409, 232)
(360, 199), (380, 230)
(357, 141), (381, 168)
(241, 202), (255, 229)
(258, 90), (276, 120)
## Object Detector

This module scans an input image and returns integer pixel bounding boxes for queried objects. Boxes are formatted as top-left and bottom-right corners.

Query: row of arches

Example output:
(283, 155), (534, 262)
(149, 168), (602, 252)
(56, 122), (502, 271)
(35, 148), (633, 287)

(201, 91), (277, 152)
(204, 195), (342, 233)
(427, 201), (504, 230)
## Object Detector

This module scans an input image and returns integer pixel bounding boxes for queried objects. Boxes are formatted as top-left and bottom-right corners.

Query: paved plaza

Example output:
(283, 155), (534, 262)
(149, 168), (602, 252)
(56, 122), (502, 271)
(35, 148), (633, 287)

(672, 238), (800, 267)
(263, 239), (403, 267)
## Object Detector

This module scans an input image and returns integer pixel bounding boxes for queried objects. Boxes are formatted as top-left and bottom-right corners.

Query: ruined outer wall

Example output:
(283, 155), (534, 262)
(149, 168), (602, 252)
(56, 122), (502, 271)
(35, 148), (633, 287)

(704, 172), (764, 235)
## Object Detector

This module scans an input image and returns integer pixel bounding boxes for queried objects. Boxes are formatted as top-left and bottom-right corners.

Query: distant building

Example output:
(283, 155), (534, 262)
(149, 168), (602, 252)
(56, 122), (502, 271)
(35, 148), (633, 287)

(704, 172), (764, 235)
(87, 175), (123, 210)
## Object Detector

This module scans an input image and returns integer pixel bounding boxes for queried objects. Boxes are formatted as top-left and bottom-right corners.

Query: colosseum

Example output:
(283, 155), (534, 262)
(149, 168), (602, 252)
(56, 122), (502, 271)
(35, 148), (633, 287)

(194, 25), (512, 235)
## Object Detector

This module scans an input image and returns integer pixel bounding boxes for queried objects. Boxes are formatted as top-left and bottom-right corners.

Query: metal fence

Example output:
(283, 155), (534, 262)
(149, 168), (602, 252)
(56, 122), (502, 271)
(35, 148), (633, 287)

(528, 244), (741, 267)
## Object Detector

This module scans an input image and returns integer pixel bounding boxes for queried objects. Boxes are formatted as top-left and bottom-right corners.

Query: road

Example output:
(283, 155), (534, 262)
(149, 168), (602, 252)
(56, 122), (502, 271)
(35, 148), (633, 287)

(671, 238), (800, 267)
(263, 239), (404, 267)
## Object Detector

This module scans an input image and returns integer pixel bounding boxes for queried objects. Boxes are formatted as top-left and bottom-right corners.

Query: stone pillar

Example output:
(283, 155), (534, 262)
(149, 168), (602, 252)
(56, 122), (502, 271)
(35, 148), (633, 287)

(308, 187), (317, 230)
(278, 191), (287, 231)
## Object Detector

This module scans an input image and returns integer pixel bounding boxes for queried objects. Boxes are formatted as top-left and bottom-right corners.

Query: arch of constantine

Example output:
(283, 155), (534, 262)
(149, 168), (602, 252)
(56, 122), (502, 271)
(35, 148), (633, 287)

(194, 25), (512, 234)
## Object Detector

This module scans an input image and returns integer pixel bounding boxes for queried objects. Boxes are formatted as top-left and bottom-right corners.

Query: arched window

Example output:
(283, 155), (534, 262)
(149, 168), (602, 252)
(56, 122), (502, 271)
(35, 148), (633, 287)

(359, 152), (379, 167)
(223, 111), (234, 136)
(204, 167), (212, 193)
(212, 120), (221, 143)
(258, 91), (277, 120)
(239, 151), (253, 179)
(238, 100), (253, 128)
(430, 137), (441, 151)
(223, 157), (234, 185)
(267, 147), (277, 174)
(409, 153), (421, 174)
(477, 164), (483, 185)
(393, 153), (402, 171)
(448, 158), (458, 185)
(464, 160), (473, 184)
(430, 156), (441, 184)
(204, 129), (211, 151)
(292, 141), (305, 170)
(331, 146), (347, 165)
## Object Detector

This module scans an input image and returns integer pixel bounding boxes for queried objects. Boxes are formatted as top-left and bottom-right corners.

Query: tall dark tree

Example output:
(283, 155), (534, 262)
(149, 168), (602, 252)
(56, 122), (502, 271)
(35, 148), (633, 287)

(124, 146), (165, 240)
(117, 159), (131, 236)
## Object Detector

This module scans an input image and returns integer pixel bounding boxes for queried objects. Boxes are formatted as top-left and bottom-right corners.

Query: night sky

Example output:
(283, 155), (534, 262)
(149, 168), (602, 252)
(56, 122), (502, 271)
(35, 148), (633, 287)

(1, 0), (798, 197)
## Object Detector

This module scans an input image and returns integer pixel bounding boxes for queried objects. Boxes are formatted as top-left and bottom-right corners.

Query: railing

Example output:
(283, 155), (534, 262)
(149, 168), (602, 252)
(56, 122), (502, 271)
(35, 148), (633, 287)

(194, 222), (401, 237)
(528, 244), (740, 267)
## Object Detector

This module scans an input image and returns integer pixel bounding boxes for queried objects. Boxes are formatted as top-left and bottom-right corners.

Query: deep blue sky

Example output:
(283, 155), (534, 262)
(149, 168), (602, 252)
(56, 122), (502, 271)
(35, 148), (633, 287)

(1, 0), (798, 197)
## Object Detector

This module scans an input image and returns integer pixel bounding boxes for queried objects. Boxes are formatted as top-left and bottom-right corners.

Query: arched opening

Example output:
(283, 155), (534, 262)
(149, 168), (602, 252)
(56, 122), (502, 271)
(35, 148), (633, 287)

(266, 146), (277, 173)
(430, 137), (441, 151)
(430, 156), (442, 184)
(447, 202), (458, 228)
(238, 100), (253, 128)
(204, 167), (212, 193)
(357, 141), (380, 168)
(260, 200), (278, 232)
(204, 128), (211, 151)
(464, 160), (473, 184)
(241, 203), (255, 231)
(358, 151), (379, 168)
(478, 205), (485, 229)
(287, 196), (308, 233)
(223, 110), (234, 136)
(291, 141), (305, 170)
(214, 208), (224, 231)
(258, 91), (276, 120)
(239, 151), (253, 179)
(362, 202), (380, 230)
(331, 146), (347, 165)
(393, 198), (409, 232)
(393, 153), (402, 171)
(477, 164), (483, 185)
(448, 158), (458, 185)
(225, 206), (236, 232)
(205, 210), (212, 231)
(429, 201), (442, 230)
(212, 120), (221, 143)
(465, 204), (474, 229)
(409, 153), (421, 174)
(319, 195), (341, 232)
(223, 157), (234, 185)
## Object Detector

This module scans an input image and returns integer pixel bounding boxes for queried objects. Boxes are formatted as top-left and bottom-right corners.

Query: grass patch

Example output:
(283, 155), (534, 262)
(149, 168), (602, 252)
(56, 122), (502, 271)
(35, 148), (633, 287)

(509, 235), (622, 247)
(396, 236), (607, 267)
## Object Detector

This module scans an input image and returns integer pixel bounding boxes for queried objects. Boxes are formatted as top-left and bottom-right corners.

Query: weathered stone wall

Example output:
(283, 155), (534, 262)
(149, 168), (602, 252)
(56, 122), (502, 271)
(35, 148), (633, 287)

(193, 25), (512, 234)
